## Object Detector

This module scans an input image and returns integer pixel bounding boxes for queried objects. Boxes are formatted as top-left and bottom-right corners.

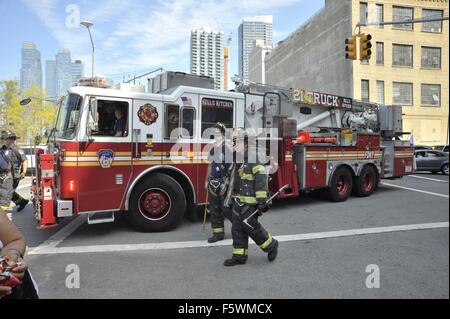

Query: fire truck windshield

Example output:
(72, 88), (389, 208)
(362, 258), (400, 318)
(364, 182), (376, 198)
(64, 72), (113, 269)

(56, 93), (83, 139)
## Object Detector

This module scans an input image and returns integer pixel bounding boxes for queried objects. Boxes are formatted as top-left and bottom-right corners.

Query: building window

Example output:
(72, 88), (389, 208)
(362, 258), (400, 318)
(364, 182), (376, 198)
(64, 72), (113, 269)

(393, 82), (413, 105)
(422, 9), (443, 33)
(376, 42), (384, 65)
(393, 44), (413, 67)
(360, 2), (368, 24)
(361, 80), (370, 102)
(88, 99), (129, 137)
(201, 98), (233, 136)
(421, 47), (441, 69)
(392, 6), (413, 30)
(421, 84), (441, 107)
(375, 4), (384, 28)
(377, 81), (385, 104)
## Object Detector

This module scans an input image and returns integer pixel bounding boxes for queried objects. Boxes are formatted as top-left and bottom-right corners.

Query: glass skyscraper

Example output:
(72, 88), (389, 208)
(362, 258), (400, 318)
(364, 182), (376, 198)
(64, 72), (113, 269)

(45, 60), (57, 97)
(238, 16), (273, 84)
(55, 48), (72, 97)
(46, 49), (84, 97)
(20, 41), (42, 91)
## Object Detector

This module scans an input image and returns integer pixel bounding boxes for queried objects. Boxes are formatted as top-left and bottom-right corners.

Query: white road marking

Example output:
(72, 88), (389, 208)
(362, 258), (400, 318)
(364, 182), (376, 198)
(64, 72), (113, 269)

(408, 175), (448, 183)
(382, 182), (449, 199)
(27, 214), (87, 255)
(27, 221), (449, 255)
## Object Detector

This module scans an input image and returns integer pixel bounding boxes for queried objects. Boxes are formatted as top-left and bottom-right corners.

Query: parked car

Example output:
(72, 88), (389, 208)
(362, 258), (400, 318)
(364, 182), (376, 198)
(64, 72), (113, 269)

(20, 145), (47, 175)
(414, 145), (433, 151)
(414, 150), (449, 175)
(432, 145), (449, 153)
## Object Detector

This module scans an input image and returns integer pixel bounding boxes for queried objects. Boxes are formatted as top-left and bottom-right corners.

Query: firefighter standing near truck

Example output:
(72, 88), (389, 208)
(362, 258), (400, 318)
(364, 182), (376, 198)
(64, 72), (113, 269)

(0, 144), (13, 212)
(1, 132), (29, 212)
(206, 122), (233, 243)
(224, 128), (278, 266)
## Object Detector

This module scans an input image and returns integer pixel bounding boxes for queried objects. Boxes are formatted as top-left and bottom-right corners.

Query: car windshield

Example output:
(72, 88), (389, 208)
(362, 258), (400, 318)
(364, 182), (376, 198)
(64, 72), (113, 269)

(56, 93), (83, 139)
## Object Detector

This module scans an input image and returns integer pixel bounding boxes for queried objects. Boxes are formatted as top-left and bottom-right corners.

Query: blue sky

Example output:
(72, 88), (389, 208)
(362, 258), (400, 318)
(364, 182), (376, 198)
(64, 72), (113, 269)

(0, 0), (324, 85)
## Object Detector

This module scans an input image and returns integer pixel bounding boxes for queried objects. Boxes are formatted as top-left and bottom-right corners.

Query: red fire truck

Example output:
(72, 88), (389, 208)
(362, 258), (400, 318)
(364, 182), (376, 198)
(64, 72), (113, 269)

(32, 73), (414, 231)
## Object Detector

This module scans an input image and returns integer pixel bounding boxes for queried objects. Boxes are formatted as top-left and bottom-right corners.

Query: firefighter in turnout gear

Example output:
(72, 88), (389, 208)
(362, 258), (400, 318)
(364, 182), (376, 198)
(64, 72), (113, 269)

(206, 122), (232, 243)
(1, 132), (29, 212)
(224, 128), (279, 266)
(0, 143), (13, 212)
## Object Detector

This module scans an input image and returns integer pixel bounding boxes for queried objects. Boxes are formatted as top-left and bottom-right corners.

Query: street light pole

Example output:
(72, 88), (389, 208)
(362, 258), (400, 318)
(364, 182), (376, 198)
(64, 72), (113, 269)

(80, 21), (95, 77)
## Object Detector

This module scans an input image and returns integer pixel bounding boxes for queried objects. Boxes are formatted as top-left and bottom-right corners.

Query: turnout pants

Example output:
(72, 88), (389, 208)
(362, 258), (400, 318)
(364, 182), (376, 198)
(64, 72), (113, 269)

(209, 187), (232, 235)
(12, 178), (25, 205)
(231, 200), (276, 261)
(0, 172), (13, 211)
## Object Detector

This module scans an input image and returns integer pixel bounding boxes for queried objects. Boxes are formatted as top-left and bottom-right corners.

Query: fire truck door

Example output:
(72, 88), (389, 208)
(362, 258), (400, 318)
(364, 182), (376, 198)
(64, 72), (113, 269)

(77, 96), (133, 213)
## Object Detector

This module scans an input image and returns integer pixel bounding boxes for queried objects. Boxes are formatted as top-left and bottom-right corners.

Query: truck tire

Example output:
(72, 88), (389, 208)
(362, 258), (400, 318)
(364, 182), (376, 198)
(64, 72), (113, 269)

(126, 173), (186, 232)
(442, 163), (449, 176)
(327, 166), (353, 202)
(353, 165), (377, 197)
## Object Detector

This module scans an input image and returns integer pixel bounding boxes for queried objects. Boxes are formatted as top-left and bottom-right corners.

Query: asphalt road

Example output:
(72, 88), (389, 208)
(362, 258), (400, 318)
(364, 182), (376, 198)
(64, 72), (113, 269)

(7, 173), (449, 299)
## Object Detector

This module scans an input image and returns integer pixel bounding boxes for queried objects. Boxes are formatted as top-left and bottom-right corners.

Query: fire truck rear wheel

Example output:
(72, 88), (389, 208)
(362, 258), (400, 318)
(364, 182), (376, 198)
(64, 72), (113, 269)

(127, 173), (186, 232)
(353, 165), (377, 197)
(327, 166), (353, 202)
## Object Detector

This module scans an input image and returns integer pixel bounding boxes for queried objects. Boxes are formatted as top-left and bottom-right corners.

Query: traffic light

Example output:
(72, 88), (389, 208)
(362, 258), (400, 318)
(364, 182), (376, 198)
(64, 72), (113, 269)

(345, 35), (357, 60)
(359, 33), (372, 61)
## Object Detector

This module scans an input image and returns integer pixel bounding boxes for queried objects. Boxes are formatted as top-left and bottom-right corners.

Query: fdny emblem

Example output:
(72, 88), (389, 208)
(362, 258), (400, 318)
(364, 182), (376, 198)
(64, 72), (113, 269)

(137, 103), (158, 126)
(98, 149), (114, 168)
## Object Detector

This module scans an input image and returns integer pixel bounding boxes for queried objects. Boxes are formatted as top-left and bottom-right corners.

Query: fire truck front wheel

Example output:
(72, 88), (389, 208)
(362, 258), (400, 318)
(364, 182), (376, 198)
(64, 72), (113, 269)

(127, 173), (186, 232)
(353, 165), (377, 197)
(327, 166), (353, 202)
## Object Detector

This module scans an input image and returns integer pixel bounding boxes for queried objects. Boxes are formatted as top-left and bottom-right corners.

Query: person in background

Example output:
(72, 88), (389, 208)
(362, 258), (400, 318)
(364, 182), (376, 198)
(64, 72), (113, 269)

(0, 131), (28, 212)
(0, 143), (13, 212)
(113, 107), (126, 137)
(205, 122), (233, 243)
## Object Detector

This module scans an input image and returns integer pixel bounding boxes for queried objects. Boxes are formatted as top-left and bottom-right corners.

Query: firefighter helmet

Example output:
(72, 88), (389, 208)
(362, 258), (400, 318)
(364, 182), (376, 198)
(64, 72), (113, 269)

(213, 122), (227, 136)
(1, 131), (18, 140)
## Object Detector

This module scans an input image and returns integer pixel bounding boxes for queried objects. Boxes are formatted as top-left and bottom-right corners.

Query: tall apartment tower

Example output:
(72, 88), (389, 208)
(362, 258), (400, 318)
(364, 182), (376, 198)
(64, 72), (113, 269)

(55, 48), (73, 97)
(190, 27), (224, 90)
(45, 60), (57, 97)
(238, 16), (273, 84)
(20, 41), (42, 91)
(71, 60), (84, 85)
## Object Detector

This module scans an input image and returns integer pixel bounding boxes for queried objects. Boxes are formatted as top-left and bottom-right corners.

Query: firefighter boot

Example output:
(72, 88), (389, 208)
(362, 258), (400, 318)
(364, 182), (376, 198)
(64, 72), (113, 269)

(267, 239), (279, 262)
(224, 247), (248, 266)
(223, 257), (247, 266)
(208, 233), (225, 243)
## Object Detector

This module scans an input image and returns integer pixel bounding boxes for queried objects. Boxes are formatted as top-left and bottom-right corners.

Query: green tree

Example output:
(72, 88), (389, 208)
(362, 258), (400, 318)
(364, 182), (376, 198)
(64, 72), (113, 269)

(0, 81), (57, 145)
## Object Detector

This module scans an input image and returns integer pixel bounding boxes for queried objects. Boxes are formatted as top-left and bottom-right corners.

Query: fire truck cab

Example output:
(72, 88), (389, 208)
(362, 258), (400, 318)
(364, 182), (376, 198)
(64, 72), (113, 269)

(32, 74), (414, 232)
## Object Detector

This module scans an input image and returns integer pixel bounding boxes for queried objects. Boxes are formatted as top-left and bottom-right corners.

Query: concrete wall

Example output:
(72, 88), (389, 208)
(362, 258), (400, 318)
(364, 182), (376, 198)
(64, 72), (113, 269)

(265, 0), (353, 96)
(248, 41), (272, 85)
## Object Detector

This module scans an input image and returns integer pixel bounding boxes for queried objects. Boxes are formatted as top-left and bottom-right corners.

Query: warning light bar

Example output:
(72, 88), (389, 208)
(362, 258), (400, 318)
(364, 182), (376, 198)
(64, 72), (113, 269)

(76, 77), (113, 88)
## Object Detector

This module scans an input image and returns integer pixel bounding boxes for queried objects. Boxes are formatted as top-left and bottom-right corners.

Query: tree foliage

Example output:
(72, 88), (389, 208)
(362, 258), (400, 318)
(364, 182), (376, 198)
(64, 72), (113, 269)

(0, 81), (57, 145)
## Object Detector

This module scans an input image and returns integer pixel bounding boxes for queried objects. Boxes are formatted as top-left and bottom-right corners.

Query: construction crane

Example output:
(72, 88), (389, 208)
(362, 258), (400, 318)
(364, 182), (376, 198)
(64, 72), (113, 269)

(224, 32), (232, 91)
